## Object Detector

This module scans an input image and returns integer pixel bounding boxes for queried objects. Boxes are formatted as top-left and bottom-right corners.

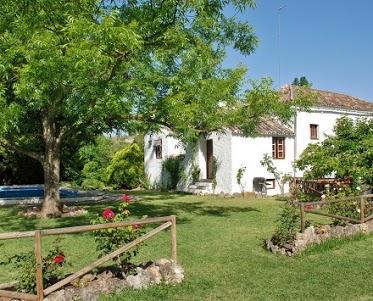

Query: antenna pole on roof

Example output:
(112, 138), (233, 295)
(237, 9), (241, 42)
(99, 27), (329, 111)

(277, 4), (286, 88)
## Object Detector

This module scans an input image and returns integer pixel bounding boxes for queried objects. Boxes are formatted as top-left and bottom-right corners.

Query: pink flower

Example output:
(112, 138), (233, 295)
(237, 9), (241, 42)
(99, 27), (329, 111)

(53, 254), (65, 264)
(121, 194), (132, 204)
(305, 204), (313, 210)
(102, 208), (115, 220)
(132, 224), (141, 230)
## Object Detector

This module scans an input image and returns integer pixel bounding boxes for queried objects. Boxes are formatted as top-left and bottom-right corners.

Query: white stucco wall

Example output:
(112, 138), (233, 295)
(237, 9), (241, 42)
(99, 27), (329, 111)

(144, 129), (185, 188)
(209, 132), (233, 194)
(294, 107), (372, 177)
(231, 135), (294, 196)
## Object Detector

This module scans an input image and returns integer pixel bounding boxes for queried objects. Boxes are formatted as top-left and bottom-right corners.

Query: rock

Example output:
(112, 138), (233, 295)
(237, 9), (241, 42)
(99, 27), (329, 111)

(265, 239), (273, 251)
(159, 262), (184, 284)
(344, 224), (358, 236)
(145, 265), (162, 284)
(79, 287), (98, 301)
(155, 258), (171, 266)
(44, 259), (184, 299)
(127, 273), (149, 290)
(44, 288), (75, 301)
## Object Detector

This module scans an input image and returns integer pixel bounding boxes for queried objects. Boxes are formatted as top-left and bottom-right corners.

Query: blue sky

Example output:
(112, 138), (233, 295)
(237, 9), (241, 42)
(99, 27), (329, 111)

(224, 0), (373, 101)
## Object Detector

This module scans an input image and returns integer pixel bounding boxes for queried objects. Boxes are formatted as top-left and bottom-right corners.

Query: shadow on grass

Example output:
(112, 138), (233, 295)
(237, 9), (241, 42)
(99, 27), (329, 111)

(0, 192), (259, 232)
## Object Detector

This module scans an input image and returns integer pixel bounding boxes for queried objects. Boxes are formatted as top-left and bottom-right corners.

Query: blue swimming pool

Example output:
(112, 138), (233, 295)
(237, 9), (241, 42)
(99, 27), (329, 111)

(0, 185), (79, 199)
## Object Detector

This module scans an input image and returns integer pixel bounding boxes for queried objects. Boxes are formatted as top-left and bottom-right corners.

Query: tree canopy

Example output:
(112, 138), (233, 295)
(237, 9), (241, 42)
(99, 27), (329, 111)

(0, 0), (308, 216)
(292, 76), (311, 87)
(295, 117), (373, 188)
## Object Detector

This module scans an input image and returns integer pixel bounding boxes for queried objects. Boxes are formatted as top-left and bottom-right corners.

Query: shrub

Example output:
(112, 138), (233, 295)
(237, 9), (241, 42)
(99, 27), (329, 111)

(325, 189), (370, 225)
(191, 164), (201, 183)
(271, 203), (300, 246)
(81, 178), (106, 190)
(106, 143), (146, 189)
(1, 240), (67, 293)
(79, 136), (114, 185)
(91, 194), (144, 277)
(162, 156), (184, 190)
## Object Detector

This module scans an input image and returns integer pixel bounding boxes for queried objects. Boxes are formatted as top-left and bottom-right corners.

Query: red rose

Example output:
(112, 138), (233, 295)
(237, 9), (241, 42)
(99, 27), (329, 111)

(132, 224), (141, 230)
(305, 204), (313, 210)
(53, 255), (65, 264)
(102, 208), (115, 220)
(121, 194), (132, 203)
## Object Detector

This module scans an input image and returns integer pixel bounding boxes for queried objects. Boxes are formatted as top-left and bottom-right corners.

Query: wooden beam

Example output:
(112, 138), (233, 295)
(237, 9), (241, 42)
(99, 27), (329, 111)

(170, 215), (177, 262)
(43, 221), (172, 296)
(360, 196), (365, 224)
(0, 216), (173, 241)
(364, 214), (373, 222)
(304, 209), (360, 224)
(300, 203), (305, 233)
(0, 290), (37, 301)
(34, 230), (44, 301)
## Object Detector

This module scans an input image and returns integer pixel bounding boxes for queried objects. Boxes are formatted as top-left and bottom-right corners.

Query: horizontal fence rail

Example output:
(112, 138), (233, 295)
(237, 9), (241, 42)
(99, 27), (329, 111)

(297, 194), (373, 233)
(0, 215), (177, 301)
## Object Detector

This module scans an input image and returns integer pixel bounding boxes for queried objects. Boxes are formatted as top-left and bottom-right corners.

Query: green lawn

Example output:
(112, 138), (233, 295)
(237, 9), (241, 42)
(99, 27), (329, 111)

(0, 192), (372, 301)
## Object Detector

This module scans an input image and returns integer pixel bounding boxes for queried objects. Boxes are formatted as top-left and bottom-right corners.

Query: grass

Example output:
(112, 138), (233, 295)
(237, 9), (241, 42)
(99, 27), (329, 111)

(0, 192), (373, 300)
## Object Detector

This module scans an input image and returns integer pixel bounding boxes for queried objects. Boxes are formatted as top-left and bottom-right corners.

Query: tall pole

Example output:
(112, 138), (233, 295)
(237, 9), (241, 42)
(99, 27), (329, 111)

(277, 5), (286, 88)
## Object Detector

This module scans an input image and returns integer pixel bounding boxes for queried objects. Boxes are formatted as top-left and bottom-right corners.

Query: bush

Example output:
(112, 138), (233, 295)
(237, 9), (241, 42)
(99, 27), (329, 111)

(91, 194), (144, 276)
(1, 240), (67, 293)
(191, 164), (201, 183)
(271, 203), (300, 246)
(162, 156), (184, 190)
(81, 178), (106, 190)
(78, 136), (114, 185)
(325, 189), (371, 225)
(106, 143), (146, 189)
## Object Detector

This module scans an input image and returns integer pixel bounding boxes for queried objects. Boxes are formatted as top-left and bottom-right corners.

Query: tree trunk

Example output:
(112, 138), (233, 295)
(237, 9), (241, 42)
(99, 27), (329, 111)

(41, 148), (61, 218)
(41, 112), (63, 218)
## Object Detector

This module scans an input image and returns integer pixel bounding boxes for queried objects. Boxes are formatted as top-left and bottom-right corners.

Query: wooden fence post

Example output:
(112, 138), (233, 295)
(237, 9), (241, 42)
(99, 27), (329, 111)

(171, 215), (177, 263)
(300, 203), (305, 233)
(360, 196), (365, 224)
(34, 230), (43, 301)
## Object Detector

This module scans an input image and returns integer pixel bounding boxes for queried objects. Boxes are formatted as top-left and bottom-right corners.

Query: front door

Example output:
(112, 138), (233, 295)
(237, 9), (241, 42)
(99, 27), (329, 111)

(206, 139), (213, 179)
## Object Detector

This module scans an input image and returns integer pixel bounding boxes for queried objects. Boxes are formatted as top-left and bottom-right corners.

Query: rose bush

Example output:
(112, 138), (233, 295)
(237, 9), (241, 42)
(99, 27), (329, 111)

(91, 194), (144, 277)
(0, 240), (67, 293)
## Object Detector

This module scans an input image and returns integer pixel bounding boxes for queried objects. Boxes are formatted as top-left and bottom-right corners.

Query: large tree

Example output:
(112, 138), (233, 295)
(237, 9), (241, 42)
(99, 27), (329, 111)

(0, 0), (306, 217)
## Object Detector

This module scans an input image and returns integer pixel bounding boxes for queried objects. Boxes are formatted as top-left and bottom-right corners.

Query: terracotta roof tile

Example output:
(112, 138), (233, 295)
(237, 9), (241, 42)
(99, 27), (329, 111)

(256, 117), (294, 137)
(282, 85), (373, 112)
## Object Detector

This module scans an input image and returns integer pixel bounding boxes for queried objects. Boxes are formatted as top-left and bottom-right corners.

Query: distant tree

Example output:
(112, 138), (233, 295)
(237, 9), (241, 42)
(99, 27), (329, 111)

(295, 117), (373, 189)
(292, 76), (312, 87)
(292, 78), (300, 86)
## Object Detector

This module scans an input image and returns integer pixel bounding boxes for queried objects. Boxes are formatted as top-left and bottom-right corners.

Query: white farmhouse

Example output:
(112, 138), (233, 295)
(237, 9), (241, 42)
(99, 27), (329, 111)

(144, 86), (373, 196)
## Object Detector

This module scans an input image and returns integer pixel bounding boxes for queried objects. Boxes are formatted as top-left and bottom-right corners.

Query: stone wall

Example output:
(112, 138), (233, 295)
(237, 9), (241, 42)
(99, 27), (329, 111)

(266, 220), (373, 256)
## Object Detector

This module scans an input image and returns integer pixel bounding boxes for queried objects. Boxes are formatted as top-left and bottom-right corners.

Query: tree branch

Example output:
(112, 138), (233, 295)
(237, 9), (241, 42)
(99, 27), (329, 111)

(0, 139), (44, 163)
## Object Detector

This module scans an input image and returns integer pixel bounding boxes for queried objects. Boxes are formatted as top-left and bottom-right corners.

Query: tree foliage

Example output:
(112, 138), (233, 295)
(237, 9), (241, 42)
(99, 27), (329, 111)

(106, 143), (145, 189)
(292, 76), (312, 87)
(295, 117), (373, 187)
(0, 0), (309, 216)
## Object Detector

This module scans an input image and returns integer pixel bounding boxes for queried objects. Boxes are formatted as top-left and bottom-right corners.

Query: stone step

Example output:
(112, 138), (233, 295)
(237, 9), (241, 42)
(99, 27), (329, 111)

(193, 182), (213, 188)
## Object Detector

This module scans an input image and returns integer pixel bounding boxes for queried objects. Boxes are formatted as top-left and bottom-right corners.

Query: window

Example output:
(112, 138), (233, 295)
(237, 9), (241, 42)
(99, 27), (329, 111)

(154, 139), (162, 159)
(272, 137), (285, 159)
(266, 179), (276, 189)
(310, 124), (319, 140)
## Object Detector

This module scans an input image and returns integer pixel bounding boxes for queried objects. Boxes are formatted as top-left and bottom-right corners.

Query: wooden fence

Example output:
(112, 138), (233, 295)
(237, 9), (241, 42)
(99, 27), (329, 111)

(0, 215), (177, 301)
(296, 194), (373, 233)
